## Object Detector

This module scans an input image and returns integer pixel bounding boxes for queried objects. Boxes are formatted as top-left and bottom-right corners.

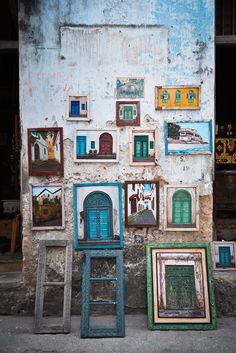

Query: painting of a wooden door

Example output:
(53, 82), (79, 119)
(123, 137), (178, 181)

(134, 135), (148, 158)
(34, 144), (40, 160)
(130, 197), (137, 214)
(219, 246), (231, 267)
(99, 133), (113, 155)
(77, 136), (87, 156)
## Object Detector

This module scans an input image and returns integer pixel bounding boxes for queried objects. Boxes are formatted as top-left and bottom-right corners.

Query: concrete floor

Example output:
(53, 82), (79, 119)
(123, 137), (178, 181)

(1, 315), (236, 353)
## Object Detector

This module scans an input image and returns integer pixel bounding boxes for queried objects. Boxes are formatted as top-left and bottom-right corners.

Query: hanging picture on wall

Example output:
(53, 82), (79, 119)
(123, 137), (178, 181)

(212, 242), (236, 270)
(146, 242), (216, 330)
(74, 129), (119, 162)
(165, 121), (212, 155)
(129, 128), (158, 166)
(73, 182), (123, 249)
(116, 101), (140, 126)
(28, 128), (64, 176)
(30, 184), (65, 230)
(67, 95), (89, 121)
(116, 77), (144, 99)
(164, 185), (199, 231)
(125, 181), (159, 227)
(155, 86), (200, 110)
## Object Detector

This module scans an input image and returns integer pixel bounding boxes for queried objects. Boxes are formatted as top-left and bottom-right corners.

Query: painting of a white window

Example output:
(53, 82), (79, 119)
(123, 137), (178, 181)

(68, 95), (89, 121)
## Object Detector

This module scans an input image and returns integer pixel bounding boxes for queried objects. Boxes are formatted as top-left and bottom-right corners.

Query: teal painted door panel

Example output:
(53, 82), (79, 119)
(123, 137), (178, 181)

(77, 136), (86, 156)
(134, 135), (148, 158)
(219, 246), (231, 266)
(88, 209), (110, 240)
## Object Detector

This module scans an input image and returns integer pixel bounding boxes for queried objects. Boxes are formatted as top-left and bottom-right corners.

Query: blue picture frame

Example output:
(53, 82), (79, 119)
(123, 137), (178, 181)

(164, 121), (213, 155)
(73, 182), (123, 250)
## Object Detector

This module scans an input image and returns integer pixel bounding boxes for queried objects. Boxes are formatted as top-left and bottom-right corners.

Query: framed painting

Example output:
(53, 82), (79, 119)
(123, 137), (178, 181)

(164, 185), (199, 231)
(212, 242), (236, 270)
(73, 182), (123, 249)
(30, 184), (65, 230)
(129, 128), (158, 166)
(125, 181), (159, 227)
(67, 95), (89, 121)
(146, 242), (216, 330)
(116, 101), (140, 126)
(165, 121), (212, 155)
(155, 86), (200, 110)
(116, 77), (144, 99)
(74, 129), (119, 163)
(28, 128), (64, 176)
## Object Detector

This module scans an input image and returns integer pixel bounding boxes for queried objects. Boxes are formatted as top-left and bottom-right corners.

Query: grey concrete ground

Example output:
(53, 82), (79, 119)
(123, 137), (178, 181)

(0, 315), (236, 353)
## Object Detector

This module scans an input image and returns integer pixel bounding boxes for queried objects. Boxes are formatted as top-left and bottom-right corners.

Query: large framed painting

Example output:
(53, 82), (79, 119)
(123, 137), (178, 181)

(30, 184), (65, 230)
(212, 242), (236, 270)
(73, 182), (123, 249)
(164, 185), (199, 231)
(146, 242), (216, 330)
(74, 129), (119, 163)
(116, 101), (140, 126)
(155, 86), (200, 110)
(125, 181), (159, 227)
(116, 77), (144, 99)
(129, 128), (158, 166)
(28, 128), (64, 176)
(67, 95), (89, 121)
(165, 121), (212, 155)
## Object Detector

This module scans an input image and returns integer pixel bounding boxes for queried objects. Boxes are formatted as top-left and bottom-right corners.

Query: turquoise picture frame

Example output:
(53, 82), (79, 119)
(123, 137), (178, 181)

(146, 242), (216, 330)
(73, 182), (123, 250)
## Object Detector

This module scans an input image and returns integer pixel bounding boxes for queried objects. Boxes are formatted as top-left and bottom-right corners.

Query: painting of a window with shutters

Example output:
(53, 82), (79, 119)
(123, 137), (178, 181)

(213, 242), (236, 270)
(73, 182), (123, 249)
(116, 101), (140, 126)
(68, 95), (89, 121)
(129, 128), (157, 166)
(164, 185), (199, 231)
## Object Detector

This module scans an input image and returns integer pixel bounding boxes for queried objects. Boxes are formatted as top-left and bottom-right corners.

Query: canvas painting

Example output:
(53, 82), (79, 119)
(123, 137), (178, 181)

(165, 121), (212, 155)
(155, 86), (200, 110)
(129, 128), (158, 166)
(125, 181), (159, 227)
(28, 128), (63, 176)
(74, 129), (118, 163)
(213, 242), (236, 270)
(116, 101), (140, 126)
(73, 182), (123, 249)
(68, 95), (89, 121)
(116, 78), (144, 99)
(146, 243), (216, 330)
(30, 184), (64, 230)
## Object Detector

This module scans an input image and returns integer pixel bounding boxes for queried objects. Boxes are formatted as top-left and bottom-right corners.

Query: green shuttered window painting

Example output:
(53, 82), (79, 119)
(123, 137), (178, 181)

(172, 190), (192, 225)
(134, 135), (148, 158)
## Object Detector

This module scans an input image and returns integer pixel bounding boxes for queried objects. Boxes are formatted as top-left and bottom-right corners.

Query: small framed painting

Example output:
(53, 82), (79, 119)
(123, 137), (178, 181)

(30, 184), (65, 230)
(116, 77), (144, 99)
(74, 129), (119, 163)
(146, 242), (216, 330)
(165, 121), (212, 155)
(164, 185), (199, 231)
(73, 182), (123, 249)
(155, 86), (200, 110)
(67, 95), (89, 121)
(125, 181), (159, 227)
(212, 242), (236, 270)
(116, 101), (140, 126)
(28, 128), (64, 176)
(129, 128), (158, 166)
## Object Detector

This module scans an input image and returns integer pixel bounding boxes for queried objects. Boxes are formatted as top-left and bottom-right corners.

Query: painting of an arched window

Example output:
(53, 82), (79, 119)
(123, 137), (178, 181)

(172, 189), (192, 225)
(84, 191), (113, 240)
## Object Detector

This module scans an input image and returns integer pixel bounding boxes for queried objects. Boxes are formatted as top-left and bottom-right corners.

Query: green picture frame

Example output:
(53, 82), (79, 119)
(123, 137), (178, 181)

(146, 242), (216, 330)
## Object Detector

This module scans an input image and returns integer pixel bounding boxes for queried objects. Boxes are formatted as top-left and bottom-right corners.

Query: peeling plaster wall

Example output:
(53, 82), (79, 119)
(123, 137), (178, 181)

(16, 0), (216, 313)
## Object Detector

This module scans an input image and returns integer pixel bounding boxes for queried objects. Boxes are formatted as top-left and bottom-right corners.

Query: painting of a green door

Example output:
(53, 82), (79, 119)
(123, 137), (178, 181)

(134, 135), (148, 158)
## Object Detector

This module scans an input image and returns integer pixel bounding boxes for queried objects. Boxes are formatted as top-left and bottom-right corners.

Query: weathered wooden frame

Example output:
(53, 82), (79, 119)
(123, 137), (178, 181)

(164, 185), (199, 231)
(212, 241), (236, 271)
(81, 249), (125, 338)
(34, 240), (73, 334)
(155, 85), (200, 110)
(116, 101), (140, 126)
(146, 242), (216, 330)
(30, 183), (65, 230)
(129, 127), (158, 166)
(28, 127), (64, 176)
(67, 95), (90, 121)
(124, 180), (159, 228)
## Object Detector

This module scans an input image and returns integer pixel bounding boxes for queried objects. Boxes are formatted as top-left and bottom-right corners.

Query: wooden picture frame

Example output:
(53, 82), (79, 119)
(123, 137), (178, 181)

(30, 184), (65, 230)
(28, 127), (64, 176)
(67, 95), (89, 121)
(164, 121), (212, 155)
(74, 129), (119, 163)
(212, 242), (236, 270)
(155, 86), (200, 110)
(146, 242), (216, 330)
(73, 182), (123, 249)
(129, 128), (158, 166)
(164, 185), (199, 231)
(116, 77), (144, 99)
(125, 181), (159, 227)
(116, 101), (140, 126)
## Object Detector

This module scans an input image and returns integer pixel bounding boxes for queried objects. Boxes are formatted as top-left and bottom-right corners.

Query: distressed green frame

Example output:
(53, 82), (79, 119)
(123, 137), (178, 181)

(146, 242), (216, 330)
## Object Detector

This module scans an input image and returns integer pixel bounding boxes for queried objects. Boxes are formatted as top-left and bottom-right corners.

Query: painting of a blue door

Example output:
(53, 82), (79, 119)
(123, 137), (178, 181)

(219, 246), (231, 267)
(77, 136), (87, 156)
(84, 191), (113, 240)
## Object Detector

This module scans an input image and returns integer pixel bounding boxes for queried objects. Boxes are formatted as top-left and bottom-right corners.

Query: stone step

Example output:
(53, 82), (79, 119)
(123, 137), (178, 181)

(0, 272), (22, 288)
(0, 259), (22, 272)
